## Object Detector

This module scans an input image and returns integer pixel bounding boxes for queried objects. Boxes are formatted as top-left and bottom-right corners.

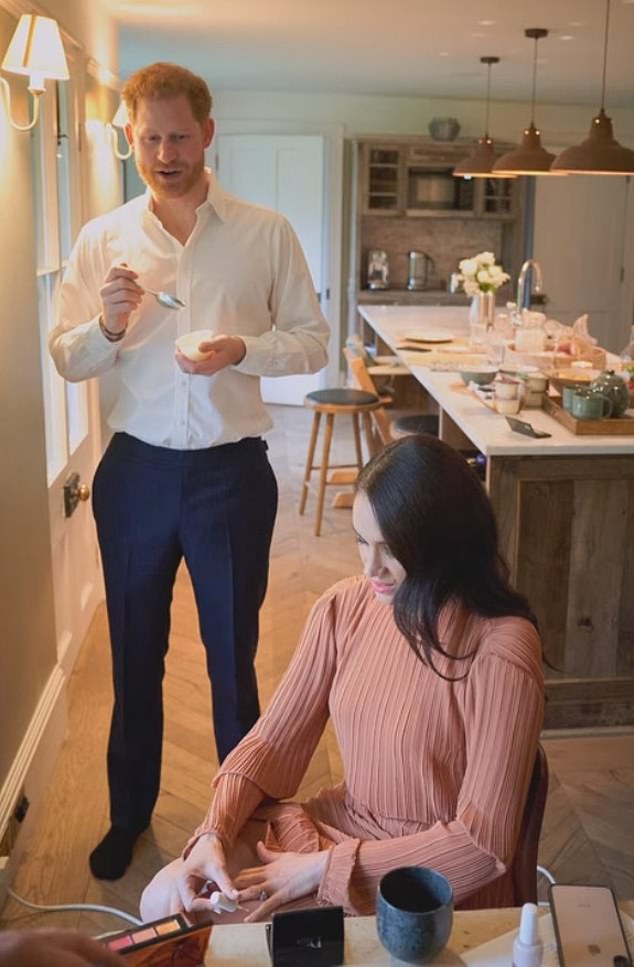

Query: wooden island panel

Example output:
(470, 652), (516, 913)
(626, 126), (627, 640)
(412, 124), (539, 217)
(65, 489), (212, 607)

(487, 455), (634, 728)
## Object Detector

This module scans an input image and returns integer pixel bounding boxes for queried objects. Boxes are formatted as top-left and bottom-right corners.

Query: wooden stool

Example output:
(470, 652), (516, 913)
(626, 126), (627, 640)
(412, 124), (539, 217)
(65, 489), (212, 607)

(299, 388), (382, 536)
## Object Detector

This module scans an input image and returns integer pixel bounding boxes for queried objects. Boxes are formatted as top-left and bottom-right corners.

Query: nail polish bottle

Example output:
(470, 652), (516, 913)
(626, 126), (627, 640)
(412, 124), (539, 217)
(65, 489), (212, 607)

(512, 902), (543, 967)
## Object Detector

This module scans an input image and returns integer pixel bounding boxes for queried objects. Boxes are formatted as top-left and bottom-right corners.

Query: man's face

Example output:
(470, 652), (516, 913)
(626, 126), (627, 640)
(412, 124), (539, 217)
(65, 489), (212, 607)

(127, 95), (214, 200)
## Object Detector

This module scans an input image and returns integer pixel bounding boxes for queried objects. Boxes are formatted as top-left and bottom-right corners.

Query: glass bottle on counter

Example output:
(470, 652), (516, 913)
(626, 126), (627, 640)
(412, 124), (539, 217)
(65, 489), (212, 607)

(619, 324), (634, 393)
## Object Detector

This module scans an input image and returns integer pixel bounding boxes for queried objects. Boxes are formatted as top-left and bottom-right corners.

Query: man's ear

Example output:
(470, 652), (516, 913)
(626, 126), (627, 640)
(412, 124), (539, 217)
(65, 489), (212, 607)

(203, 118), (215, 149)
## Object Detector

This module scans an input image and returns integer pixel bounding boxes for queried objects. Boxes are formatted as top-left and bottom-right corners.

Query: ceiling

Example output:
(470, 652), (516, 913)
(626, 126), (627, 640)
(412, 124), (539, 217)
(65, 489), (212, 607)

(102, 0), (634, 108)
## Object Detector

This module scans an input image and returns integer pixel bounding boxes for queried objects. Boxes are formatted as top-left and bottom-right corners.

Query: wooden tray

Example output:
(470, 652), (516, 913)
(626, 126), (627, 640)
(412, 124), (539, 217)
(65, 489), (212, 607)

(543, 394), (634, 435)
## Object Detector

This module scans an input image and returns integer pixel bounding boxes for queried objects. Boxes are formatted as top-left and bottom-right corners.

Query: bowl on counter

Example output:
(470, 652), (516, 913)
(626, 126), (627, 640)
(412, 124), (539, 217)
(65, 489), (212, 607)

(459, 367), (498, 387)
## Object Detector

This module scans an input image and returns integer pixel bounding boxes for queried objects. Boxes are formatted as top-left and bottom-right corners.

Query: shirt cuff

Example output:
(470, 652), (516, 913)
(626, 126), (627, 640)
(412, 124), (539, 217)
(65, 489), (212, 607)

(316, 838), (361, 913)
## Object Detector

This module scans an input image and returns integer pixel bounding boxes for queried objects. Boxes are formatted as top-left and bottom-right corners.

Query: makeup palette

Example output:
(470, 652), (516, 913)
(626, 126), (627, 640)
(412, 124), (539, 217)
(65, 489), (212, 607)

(103, 913), (211, 966)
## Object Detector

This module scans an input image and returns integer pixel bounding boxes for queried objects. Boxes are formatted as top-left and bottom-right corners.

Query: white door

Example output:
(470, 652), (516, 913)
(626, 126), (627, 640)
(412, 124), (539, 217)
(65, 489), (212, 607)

(35, 68), (104, 678)
(215, 134), (326, 404)
(533, 175), (629, 352)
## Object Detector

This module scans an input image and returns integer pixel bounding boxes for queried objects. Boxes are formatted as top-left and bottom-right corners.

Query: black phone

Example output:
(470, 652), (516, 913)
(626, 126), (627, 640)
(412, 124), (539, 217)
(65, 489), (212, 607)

(506, 416), (552, 438)
(549, 883), (632, 966)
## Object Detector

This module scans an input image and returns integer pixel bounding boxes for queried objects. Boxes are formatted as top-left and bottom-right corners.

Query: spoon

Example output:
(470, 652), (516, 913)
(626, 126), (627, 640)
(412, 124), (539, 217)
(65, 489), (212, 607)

(144, 287), (187, 310)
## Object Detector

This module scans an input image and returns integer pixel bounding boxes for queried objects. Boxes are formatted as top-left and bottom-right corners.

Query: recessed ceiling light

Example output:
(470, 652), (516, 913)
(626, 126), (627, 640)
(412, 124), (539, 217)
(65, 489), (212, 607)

(569, 20), (583, 26)
(439, 51), (450, 57)
(478, 19), (495, 26)
(560, 34), (574, 40)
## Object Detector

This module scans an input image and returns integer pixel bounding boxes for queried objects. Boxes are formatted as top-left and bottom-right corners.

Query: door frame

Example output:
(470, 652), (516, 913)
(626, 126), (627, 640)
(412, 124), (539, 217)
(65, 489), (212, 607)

(212, 119), (344, 389)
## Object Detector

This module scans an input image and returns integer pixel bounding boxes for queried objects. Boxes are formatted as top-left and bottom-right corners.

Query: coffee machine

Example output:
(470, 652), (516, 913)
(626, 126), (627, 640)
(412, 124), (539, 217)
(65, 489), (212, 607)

(407, 250), (435, 290)
(367, 250), (390, 290)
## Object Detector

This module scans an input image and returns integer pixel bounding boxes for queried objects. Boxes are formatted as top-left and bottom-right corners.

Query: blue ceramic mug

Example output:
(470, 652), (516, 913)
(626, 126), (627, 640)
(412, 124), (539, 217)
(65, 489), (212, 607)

(376, 866), (454, 964)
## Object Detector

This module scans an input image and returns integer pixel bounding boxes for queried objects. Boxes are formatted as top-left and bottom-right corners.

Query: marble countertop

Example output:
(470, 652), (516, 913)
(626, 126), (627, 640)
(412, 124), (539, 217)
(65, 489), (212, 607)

(358, 305), (634, 457)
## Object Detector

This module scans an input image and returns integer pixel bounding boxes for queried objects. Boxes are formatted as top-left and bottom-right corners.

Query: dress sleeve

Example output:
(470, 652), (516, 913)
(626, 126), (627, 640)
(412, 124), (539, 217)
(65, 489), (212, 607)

(185, 587), (342, 852)
(317, 621), (544, 914)
(232, 217), (330, 378)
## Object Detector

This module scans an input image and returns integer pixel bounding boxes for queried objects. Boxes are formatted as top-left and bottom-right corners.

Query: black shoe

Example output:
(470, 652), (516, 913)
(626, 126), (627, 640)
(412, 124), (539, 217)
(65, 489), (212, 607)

(89, 826), (140, 880)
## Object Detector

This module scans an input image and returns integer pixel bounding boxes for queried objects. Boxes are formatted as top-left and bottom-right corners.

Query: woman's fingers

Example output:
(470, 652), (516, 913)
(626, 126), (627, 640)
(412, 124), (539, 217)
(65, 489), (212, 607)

(243, 891), (286, 923)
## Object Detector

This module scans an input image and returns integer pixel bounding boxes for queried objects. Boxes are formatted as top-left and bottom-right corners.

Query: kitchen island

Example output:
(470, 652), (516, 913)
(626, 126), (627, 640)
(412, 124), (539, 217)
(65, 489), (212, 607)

(359, 305), (634, 729)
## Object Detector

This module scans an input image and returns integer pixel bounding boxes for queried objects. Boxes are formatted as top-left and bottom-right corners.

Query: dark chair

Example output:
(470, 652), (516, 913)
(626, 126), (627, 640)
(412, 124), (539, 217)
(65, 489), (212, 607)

(511, 743), (549, 905)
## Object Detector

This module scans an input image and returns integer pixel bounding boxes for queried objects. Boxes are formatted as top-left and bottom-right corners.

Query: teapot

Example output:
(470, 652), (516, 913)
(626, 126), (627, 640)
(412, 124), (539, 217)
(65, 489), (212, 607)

(589, 370), (630, 418)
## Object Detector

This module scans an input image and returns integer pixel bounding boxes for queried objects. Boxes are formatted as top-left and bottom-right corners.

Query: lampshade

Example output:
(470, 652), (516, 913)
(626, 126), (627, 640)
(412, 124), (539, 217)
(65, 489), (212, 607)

(111, 102), (129, 128)
(552, 1), (634, 175)
(454, 57), (516, 179)
(2, 14), (69, 92)
(493, 28), (564, 177)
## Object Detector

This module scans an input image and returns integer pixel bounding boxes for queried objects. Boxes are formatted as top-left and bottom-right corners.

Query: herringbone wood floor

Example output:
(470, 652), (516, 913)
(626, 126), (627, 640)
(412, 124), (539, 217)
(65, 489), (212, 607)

(2, 404), (633, 935)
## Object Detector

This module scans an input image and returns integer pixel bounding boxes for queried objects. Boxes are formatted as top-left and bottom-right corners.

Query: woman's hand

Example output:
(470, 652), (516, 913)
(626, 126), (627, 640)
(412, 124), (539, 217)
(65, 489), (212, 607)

(175, 832), (238, 913)
(234, 842), (330, 922)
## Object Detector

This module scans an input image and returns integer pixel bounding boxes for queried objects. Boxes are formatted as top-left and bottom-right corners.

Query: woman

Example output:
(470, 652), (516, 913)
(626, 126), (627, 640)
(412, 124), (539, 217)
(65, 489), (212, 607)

(141, 435), (544, 922)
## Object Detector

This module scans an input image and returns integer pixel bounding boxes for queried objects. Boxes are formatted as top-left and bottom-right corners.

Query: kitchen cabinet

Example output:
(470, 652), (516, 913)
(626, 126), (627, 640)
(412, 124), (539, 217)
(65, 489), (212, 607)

(359, 138), (521, 220)
(348, 136), (527, 336)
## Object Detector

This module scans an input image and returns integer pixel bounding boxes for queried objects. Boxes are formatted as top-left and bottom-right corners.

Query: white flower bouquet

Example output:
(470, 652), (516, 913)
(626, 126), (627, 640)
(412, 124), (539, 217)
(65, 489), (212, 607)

(457, 252), (510, 298)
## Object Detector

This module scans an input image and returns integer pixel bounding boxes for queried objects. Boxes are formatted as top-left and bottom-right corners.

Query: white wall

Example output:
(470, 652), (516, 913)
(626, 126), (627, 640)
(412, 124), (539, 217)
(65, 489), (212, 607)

(212, 89), (634, 148)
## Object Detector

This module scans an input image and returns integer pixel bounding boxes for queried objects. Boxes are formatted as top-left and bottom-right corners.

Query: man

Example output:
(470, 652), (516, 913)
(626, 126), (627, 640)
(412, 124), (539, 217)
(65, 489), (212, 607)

(49, 62), (329, 881)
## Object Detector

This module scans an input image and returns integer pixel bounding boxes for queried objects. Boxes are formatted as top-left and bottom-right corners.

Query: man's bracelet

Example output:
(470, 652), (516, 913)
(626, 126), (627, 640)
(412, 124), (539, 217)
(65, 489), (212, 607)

(99, 315), (127, 343)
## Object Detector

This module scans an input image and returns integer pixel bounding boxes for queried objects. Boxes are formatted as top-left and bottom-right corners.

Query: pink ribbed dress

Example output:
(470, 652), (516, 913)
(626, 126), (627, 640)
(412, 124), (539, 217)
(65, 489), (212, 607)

(191, 576), (544, 914)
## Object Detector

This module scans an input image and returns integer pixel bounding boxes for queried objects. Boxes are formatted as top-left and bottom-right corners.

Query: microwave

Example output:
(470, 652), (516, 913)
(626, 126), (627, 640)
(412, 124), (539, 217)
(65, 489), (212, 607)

(406, 166), (474, 213)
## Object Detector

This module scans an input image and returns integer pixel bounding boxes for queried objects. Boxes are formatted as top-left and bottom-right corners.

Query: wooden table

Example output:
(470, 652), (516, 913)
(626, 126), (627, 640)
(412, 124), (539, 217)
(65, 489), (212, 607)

(205, 902), (634, 965)
(358, 305), (634, 729)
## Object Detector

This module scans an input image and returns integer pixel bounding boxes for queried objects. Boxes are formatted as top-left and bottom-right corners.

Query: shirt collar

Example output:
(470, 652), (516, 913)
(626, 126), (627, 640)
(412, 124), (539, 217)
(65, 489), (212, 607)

(142, 168), (228, 223)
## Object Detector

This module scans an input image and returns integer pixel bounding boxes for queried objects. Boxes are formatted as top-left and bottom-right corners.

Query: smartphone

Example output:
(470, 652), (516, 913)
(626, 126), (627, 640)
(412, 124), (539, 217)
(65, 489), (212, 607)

(549, 883), (632, 966)
(506, 416), (552, 438)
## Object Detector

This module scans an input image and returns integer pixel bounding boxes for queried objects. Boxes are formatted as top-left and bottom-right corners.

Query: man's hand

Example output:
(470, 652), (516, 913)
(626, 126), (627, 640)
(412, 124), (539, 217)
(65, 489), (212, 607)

(0, 928), (124, 966)
(175, 335), (246, 375)
(99, 264), (143, 336)
(233, 843), (330, 922)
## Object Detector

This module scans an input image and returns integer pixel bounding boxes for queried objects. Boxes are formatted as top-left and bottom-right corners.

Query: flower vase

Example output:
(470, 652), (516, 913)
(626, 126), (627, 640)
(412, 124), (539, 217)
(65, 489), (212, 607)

(469, 292), (495, 349)
(469, 291), (495, 328)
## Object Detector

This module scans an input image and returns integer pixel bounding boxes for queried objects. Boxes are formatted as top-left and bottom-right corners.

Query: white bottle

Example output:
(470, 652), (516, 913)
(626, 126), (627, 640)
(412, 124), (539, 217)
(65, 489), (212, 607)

(512, 902), (543, 967)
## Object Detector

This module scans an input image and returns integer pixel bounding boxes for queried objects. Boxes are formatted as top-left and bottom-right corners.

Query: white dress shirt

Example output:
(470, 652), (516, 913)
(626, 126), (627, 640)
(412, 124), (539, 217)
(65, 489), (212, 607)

(49, 172), (330, 449)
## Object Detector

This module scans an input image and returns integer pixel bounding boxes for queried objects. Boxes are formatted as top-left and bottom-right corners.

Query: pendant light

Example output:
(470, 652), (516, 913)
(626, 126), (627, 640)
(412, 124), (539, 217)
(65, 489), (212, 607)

(493, 29), (564, 176)
(552, 0), (634, 175)
(453, 57), (516, 179)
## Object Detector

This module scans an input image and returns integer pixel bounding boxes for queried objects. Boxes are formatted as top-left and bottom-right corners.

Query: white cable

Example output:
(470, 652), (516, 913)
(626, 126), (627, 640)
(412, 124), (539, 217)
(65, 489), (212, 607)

(537, 864), (556, 885)
(8, 887), (142, 927)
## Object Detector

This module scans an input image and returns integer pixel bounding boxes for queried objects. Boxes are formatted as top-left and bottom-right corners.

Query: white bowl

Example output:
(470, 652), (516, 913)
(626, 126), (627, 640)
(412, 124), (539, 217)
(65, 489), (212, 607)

(175, 329), (215, 361)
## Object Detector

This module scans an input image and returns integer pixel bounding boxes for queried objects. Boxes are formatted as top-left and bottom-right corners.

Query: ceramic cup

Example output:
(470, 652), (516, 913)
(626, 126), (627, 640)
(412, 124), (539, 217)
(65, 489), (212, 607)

(571, 389), (612, 421)
(562, 383), (587, 412)
(494, 377), (522, 401)
(495, 397), (522, 415)
(376, 866), (453, 964)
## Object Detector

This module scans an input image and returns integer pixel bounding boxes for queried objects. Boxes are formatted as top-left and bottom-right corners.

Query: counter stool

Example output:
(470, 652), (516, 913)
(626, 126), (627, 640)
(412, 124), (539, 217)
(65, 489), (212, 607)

(299, 388), (382, 536)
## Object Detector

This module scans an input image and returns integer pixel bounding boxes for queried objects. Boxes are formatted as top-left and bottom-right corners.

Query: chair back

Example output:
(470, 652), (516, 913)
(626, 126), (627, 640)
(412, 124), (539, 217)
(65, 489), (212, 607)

(511, 743), (549, 905)
(343, 348), (392, 446)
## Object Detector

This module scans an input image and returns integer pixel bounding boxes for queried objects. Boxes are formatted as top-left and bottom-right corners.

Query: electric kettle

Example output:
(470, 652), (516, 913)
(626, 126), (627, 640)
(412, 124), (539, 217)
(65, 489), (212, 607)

(407, 251), (434, 291)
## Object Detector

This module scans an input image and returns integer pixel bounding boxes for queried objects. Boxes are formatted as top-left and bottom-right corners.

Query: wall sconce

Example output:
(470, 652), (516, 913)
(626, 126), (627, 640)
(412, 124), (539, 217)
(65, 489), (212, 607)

(107, 102), (132, 160)
(0, 14), (69, 131)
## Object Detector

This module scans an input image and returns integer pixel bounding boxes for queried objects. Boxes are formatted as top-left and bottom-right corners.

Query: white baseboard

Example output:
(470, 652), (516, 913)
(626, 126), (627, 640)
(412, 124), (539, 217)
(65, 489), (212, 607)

(0, 664), (67, 910)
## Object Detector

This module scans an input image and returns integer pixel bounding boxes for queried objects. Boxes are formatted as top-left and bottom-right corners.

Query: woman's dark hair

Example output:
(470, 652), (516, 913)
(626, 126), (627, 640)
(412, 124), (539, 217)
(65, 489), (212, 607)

(356, 434), (536, 677)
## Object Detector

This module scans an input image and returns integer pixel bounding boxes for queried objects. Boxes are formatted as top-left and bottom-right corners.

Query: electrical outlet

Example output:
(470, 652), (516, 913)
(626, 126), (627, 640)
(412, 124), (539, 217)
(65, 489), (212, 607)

(0, 788), (30, 858)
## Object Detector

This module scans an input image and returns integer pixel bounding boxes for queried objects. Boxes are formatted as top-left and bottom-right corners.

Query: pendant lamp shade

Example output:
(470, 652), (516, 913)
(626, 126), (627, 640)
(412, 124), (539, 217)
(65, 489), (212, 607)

(493, 28), (564, 177)
(552, 1), (634, 175)
(454, 57), (516, 179)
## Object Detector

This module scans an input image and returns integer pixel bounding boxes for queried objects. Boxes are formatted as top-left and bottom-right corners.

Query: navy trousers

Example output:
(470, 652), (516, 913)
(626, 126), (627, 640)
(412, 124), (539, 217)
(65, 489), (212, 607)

(92, 432), (278, 833)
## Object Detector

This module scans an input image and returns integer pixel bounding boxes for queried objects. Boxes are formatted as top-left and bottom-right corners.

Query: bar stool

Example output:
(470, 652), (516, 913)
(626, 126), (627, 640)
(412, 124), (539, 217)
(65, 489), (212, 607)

(299, 388), (382, 536)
